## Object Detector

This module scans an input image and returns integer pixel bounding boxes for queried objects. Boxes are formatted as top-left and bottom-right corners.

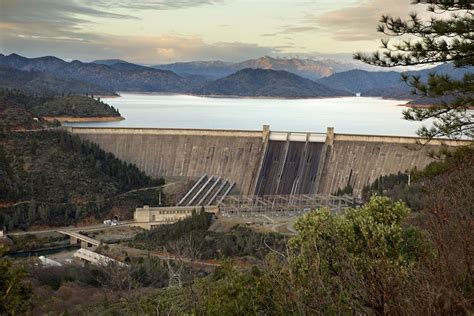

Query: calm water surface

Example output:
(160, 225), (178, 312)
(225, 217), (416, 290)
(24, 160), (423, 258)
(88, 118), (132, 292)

(66, 93), (430, 136)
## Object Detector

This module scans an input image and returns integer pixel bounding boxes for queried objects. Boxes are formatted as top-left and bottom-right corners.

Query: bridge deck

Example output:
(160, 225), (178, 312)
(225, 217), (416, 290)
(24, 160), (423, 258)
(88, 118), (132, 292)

(57, 230), (101, 246)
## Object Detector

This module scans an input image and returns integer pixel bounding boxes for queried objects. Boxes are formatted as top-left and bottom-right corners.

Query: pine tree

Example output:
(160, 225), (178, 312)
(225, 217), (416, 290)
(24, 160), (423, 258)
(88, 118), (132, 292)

(355, 0), (473, 139)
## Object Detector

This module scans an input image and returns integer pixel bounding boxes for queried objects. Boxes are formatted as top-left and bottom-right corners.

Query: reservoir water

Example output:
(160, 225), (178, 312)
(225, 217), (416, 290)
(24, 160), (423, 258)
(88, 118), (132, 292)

(66, 93), (431, 136)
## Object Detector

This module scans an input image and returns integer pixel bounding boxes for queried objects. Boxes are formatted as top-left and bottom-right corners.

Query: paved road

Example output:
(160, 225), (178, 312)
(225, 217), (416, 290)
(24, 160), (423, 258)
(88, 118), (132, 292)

(6, 221), (132, 236)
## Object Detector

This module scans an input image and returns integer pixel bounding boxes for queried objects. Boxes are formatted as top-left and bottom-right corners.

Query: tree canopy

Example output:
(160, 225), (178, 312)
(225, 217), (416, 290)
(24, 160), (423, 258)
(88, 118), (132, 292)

(355, 0), (473, 139)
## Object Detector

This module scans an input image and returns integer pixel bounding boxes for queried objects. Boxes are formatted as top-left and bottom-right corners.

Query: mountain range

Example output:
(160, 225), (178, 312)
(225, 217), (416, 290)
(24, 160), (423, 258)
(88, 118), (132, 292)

(152, 55), (380, 80)
(0, 53), (191, 95)
(316, 63), (472, 100)
(194, 68), (351, 98)
(1, 53), (471, 101)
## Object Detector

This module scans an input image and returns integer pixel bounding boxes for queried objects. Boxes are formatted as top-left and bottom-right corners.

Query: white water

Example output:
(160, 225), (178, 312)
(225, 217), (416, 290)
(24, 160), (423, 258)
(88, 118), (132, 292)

(65, 93), (430, 136)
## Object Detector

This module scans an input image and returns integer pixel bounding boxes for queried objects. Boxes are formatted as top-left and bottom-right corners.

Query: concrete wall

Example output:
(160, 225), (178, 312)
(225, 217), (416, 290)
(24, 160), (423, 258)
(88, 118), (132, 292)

(68, 126), (471, 200)
(317, 134), (470, 197)
(68, 127), (264, 195)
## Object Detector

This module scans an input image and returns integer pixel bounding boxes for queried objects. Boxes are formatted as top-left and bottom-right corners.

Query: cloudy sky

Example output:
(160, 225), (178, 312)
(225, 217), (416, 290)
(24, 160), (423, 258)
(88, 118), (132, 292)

(0, 0), (426, 64)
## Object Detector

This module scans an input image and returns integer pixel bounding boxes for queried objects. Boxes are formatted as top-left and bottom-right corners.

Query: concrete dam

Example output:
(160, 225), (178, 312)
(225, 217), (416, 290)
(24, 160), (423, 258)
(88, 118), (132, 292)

(67, 126), (469, 198)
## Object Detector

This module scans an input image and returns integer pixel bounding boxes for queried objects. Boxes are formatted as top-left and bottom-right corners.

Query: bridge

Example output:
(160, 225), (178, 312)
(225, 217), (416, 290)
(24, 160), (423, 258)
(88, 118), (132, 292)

(57, 230), (101, 248)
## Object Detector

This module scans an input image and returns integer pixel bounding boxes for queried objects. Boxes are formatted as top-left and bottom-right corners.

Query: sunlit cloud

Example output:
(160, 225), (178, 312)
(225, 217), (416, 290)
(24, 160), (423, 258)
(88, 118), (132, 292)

(312, 0), (430, 41)
(0, 0), (435, 61)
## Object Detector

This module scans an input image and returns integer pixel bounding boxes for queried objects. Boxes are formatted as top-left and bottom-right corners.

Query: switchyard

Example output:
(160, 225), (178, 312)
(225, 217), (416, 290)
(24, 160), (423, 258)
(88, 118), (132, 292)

(218, 194), (354, 215)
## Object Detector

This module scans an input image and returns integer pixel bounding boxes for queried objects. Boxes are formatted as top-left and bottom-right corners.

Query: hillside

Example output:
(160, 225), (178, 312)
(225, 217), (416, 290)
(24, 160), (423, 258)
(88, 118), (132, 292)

(0, 90), (122, 127)
(194, 68), (352, 98)
(0, 66), (115, 96)
(0, 54), (192, 93)
(316, 63), (474, 101)
(0, 95), (44, 131)
(32, 96), (121, 118)
(316, 69), (406, 96)
(0, 130), (165, 229)
(0, 91), (164, 229)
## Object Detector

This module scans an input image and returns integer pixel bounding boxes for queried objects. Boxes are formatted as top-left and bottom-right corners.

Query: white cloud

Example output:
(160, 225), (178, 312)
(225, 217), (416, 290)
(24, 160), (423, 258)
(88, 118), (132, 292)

(311, 0), (429, 41)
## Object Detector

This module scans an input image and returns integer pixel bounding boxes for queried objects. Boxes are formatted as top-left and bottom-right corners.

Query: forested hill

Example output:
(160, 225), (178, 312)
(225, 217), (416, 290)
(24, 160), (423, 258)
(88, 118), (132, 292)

(0, 130), (165, 230)
(0, 66), (116, 96)
(194, 68), (353, 98)
(0, 94), (44, 131)
(316, 63), (474, 102)
(0, 89), (121, 129)
(316, 69), (406, 97)
(32, 95), (121, 118)
(0, 53), (195, 94)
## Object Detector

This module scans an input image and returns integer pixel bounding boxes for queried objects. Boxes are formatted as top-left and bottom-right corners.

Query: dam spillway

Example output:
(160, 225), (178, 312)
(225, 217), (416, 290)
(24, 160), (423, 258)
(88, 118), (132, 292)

(255, 132), (326, 196)
(66, 126), (470, 198)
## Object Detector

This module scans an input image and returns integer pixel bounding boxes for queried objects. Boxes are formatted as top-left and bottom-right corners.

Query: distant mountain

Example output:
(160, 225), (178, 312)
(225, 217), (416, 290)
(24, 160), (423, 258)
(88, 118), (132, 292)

(194, 68), (352, 98)
(92, 59), (153, 72)
(233, 56), (333, 80)
(0, 66), (115, 96)
(92, 59), (129, 65)
(0, 53), (193, 94)
(153, 60), (234, 79)
(316, 63), (473, 100)
(316, 69), (406, 97)
(154, 56), (381, 80)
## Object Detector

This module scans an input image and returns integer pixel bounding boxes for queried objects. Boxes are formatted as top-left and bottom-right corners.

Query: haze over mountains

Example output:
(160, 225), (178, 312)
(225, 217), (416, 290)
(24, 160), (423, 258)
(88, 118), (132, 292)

(153, 55), (380, 80)
(1, 53), (470, 101)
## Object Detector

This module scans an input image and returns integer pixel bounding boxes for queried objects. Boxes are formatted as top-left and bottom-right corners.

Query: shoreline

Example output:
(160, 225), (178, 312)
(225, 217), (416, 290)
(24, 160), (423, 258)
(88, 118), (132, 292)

(43, 116), (125, 123)
(188, 93), (355, 100)
(399, 103), (474, 109)
(100, 91), (420, 102)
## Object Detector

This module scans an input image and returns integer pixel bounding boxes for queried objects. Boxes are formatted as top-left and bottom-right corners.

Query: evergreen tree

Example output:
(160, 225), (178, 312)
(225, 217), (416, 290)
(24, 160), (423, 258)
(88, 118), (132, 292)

(0, 245), (32, 314)
(355, 0), (473, 139)
(27, 199), (36, 225)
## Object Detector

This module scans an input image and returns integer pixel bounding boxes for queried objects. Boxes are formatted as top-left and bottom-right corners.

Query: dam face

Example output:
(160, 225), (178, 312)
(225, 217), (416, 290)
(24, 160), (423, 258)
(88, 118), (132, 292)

(67, 126), (469, 198)
(68, 127), (265, 195)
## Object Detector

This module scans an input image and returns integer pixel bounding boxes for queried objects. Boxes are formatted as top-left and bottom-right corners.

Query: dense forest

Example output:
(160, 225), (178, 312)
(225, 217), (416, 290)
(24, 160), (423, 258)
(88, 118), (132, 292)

(31, 95), (120, 118)
(0, 65), (116, 97)
(0, 130), (164, 230)
(0, 89), (120, 121)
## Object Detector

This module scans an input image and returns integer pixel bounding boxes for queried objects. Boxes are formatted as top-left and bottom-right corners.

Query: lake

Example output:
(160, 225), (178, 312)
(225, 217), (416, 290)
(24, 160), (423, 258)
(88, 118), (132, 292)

(65, 93), (430, 136)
